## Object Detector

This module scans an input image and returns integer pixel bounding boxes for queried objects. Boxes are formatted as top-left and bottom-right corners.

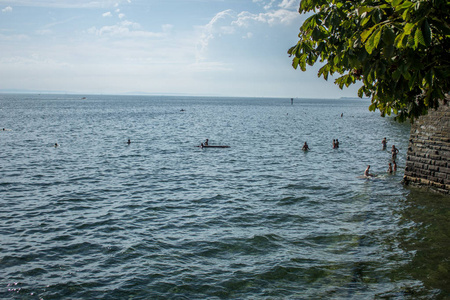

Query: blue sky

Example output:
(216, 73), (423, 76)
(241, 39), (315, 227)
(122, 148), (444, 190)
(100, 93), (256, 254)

(0, 0), (361, 98)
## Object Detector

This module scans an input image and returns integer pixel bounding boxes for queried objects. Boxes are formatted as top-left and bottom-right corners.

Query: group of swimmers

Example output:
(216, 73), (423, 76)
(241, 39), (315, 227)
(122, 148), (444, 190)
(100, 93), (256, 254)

(364, 137), (400, 177)
(332, 139), (340, 149)
(302, 139), (340, 151)
(300, 136), (400, 177)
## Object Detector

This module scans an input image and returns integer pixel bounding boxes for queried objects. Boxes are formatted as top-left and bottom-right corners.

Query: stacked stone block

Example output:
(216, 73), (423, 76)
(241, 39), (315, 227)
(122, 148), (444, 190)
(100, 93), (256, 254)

(404, 101), (450, 194)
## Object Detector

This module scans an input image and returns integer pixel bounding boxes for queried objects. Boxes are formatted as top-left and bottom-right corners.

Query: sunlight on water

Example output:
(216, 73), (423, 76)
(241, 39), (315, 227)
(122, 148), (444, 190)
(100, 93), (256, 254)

(0, 94), (448, 299)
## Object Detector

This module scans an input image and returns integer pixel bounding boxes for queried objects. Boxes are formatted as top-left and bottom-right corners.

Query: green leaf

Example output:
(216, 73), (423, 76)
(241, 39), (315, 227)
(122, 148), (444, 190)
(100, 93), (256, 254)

(385, 106), (392, 116)
(335, 76), (347, 89)
(318, 65), (330, 80)
(299, 54), (307, 71)
(293, 57), (299, 69)
(422, 19), (431, 46)
(383, 27), (395, 44)
(407, 32), (414, 47)
(301, 15), (317, 31)
(358, 86), (364, 98)
(397, 0), (414, 10)
(403, 23), (415, 35)
(365, 27), (381, 54)
(372, 27), (382, 50)
(361, 14), (372, 27)
(402, 9), (411, 21)
(361, 25), (378, 43)
(414, 27), (425, 48)
(358, 6), (375, 16)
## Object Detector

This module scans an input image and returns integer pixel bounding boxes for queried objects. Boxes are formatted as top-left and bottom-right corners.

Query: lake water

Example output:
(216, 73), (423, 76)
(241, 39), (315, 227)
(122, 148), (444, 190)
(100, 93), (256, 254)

(1, 94), (449, 299)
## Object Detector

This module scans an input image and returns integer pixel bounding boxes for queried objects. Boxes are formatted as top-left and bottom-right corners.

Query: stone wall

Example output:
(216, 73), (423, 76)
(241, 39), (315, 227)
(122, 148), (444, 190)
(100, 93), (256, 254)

(404, 101), (450, 194)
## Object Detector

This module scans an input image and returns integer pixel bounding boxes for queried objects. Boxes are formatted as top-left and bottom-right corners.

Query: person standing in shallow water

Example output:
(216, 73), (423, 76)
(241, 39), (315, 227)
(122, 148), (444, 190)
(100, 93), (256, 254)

(364, 165), (376, 177)
(387, 163), (393, 174)
(382, 137), (387, 150)
(302, 142), (310, 151)
(391, 145), (399, 160)
(332, 139), (336, 149)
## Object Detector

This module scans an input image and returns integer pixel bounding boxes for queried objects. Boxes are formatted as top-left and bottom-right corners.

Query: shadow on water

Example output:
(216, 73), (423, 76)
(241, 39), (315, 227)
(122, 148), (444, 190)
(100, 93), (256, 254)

(385, 189), (450, 299)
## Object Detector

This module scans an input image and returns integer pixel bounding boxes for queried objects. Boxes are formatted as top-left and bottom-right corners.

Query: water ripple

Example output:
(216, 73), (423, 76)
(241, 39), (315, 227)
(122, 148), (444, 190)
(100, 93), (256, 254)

(1, 95), (446, 299)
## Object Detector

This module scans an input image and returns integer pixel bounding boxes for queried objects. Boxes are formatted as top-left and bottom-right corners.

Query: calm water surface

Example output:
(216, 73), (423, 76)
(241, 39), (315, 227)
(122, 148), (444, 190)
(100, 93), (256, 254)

(0, 94), (449, 299)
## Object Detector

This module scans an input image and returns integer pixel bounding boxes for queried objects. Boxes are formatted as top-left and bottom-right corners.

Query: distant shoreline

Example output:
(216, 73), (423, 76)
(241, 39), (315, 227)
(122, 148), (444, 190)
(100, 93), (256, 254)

(0, 91), (369, 101)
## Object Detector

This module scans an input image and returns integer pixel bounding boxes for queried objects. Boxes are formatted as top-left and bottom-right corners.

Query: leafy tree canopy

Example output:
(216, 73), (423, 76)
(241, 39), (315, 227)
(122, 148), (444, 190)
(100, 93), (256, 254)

(288, 0), (450, 122)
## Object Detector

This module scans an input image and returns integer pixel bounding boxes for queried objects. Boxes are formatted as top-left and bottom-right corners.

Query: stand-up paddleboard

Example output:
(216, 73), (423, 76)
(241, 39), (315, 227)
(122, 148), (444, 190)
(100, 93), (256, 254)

(196, 145), (230, 148)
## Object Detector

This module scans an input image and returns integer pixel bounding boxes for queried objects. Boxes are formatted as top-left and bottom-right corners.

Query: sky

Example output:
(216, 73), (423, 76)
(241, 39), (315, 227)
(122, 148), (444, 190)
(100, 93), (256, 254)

(0, 0), (362, 98)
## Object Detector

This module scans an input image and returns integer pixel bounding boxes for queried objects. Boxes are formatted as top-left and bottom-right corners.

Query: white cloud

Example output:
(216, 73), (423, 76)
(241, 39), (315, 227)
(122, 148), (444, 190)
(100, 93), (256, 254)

(279, 0), (298, 10)
(118, 13), (125, 19)
(233, 9), (298, 27)
(102, 11), (112, 17)
(264, 0), (277, 10)
(197, 9), (237, 61)
(252, 0), (299, 10)
(197, 5), (299, 62)
(2, 6), (12, 12)
(251, 0), (276, 10)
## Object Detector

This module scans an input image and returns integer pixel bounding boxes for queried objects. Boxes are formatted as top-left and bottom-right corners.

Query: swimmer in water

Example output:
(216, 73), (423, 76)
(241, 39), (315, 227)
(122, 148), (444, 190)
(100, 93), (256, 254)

(382, 137), (387, 150)
(54, 143), (58, 147)
(387, 162), (393, 174)
(204, 139), (209, 146)
(364, 165), (376, 177)
(127, 139), (131, 145)
(391, 145), (399, 160)
(302, 142), (310, 151)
